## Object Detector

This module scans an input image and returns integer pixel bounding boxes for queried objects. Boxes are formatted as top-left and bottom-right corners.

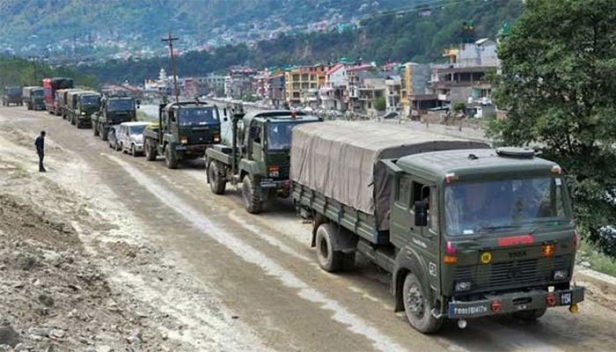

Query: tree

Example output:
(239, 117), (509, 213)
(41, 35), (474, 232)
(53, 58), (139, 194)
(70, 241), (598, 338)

(375, 96), (386, 111)
(490, 0), (616, 256)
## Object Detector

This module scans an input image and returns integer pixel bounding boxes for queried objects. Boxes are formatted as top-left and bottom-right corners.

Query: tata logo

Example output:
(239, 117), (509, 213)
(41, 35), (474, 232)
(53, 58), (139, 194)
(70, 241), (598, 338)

(508, 250), (527, 258)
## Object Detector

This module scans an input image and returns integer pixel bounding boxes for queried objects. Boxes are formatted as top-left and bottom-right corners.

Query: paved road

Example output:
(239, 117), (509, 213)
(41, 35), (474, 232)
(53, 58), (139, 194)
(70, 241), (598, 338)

(5, 105), (616, 352)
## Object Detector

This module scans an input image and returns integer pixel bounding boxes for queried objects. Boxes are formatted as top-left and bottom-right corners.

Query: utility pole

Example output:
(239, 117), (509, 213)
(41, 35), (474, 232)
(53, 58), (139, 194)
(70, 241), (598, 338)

(161, 32), (180, 103)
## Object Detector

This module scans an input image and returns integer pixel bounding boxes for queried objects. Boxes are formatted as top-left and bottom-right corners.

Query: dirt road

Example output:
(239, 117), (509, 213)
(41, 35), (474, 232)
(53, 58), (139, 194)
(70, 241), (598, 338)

(1, 106), (615, 351)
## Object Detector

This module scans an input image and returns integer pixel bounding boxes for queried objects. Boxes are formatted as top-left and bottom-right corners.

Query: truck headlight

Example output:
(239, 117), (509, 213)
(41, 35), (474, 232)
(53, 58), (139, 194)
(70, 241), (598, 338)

(180, 136), (188, 144)
(81, 111), (86, 115)
(455, 281), (472, 292)
(213, 134), (220, 143)
(553, 270), (568, 280)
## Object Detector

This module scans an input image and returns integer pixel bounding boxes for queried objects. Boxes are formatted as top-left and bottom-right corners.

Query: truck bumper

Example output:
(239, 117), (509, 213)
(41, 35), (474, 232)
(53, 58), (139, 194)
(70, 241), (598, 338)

(174, 144), (208, 156)
(447, 286), (585, 319)
(259, 178), (291, 189)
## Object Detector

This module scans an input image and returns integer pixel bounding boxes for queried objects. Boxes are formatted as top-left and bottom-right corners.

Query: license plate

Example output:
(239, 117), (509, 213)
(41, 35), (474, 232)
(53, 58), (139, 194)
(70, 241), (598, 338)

(560, 291), (572, 305)
(447, 303), (489, 317)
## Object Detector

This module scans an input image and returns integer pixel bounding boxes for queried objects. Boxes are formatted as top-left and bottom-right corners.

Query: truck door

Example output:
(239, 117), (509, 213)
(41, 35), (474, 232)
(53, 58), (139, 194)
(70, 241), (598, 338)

(249, 122), (263, 161)
(392, 176), (441, 293)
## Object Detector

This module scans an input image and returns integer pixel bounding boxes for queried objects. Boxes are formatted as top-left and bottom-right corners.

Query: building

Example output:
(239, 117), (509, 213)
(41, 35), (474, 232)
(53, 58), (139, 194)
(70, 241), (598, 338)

(429, 38), (500, 108)
(225, 67), (257, 98)
(284, 65), (326, 108)
(320, 63), (347, 111)
(384, 74), (401, 113)
(400, 62), (434, 117)
(267, 73), (285, 108)
(346, 64), (375, 112)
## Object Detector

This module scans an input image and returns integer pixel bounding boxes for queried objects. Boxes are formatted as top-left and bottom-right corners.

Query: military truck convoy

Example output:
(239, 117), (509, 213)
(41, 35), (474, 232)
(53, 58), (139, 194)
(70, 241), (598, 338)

(144, 101), (222, 169)
(206, 109), (321, 213)
(14, 96), (585, 334)
(43, 77), (74, 114)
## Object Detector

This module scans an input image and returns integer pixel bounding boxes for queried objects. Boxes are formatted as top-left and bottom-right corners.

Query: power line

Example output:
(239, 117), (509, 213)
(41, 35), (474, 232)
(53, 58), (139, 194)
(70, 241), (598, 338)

(162, 32), (180, 103)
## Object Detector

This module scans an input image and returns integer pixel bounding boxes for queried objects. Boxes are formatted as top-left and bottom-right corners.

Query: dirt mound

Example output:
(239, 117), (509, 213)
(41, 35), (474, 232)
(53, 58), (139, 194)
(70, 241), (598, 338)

(0, 194), (169, 351)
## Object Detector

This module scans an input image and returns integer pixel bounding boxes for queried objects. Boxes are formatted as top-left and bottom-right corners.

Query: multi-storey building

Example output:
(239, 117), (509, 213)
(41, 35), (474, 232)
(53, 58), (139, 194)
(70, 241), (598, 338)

(284, 65), (326, 108)
(429, 38), (499, 108)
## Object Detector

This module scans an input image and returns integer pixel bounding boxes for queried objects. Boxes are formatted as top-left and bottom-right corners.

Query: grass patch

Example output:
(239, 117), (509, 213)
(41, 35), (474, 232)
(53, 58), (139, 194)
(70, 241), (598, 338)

(577, 238), (616, 277)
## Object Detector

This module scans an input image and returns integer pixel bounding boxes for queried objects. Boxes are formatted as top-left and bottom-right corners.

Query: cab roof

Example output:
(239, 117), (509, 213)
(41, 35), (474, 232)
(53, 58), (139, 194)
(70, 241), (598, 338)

(243, 110), (320, 123)
(396, 148), (559, 180)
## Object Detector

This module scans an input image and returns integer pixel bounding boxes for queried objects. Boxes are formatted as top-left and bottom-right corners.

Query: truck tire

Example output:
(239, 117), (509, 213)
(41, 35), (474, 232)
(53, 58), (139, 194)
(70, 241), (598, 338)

(402, 273), (444, 334)
(145, 140), (156, 161)
(513, 307), (547, 321)
(208, 161), (226, 195)
(131, 144), (138, 157)
(242, 174), (262, 214)
(165, 145), (179, 169)
(315, 223), (345, 272)
(101, 127), (109, 141)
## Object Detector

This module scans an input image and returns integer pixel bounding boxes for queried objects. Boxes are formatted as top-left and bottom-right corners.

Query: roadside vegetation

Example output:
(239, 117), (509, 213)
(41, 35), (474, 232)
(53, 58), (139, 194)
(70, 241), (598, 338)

(0, 57), (99, 89)
(490, 0), (616, 259)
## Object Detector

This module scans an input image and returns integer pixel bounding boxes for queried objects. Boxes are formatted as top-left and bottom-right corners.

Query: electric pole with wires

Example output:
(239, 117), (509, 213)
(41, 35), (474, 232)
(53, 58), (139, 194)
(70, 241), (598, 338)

(161, 32), (180, 103)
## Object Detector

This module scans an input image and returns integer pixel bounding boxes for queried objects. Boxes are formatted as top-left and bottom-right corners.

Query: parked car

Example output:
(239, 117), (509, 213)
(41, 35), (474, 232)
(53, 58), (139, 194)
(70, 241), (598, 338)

(117, 121), (150, 157)
(381, 111), (399, 119)
(108, 125), (120, 150)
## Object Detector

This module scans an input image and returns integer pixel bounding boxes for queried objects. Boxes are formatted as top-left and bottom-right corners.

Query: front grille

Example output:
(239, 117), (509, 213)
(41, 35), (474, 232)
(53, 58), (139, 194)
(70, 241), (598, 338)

(267, 153), (290, 179)
(455, 255), (571, 292)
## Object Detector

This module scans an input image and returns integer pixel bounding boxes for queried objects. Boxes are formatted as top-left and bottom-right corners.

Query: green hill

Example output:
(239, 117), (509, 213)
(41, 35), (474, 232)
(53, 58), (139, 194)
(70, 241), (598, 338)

(75, 0), (523, 84)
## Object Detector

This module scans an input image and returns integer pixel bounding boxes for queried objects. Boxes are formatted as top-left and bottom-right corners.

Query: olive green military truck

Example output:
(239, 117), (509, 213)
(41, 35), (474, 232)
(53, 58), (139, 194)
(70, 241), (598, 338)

(292, 121), (584, 333)
(144, 101), (222, 169)
(206, 109), (321, 213)
(67, 90), (101, 128)
(2, 86), (22, 106)
(22, 86), (45, 110)
(92, 95), (138, 140)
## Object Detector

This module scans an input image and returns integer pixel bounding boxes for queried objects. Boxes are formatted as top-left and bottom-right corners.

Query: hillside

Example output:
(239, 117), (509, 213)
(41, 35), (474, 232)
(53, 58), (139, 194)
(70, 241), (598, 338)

(76, 0), (523, 84)
(0, 0), (428, 58)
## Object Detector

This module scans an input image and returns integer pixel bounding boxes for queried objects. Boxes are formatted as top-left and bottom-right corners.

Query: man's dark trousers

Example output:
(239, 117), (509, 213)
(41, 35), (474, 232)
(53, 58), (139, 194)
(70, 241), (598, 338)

(38, 150), (45, 172)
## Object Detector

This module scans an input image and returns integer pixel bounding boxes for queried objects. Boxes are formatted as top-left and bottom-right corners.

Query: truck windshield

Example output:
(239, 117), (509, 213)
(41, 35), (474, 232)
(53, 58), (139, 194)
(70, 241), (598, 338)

(33, 90), (44, 97)
(81, 95), (100, 106)
(108, 99), (134, 111)
(444, 177), (570, 236)
(266, 122), (297, 150)
(178, 108), (219, 126)
(7, 87), (20, 95)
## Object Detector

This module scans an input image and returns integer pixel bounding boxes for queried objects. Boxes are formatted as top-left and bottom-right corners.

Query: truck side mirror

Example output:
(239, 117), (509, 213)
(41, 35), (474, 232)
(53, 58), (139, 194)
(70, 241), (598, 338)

(414, 201), (428, 227)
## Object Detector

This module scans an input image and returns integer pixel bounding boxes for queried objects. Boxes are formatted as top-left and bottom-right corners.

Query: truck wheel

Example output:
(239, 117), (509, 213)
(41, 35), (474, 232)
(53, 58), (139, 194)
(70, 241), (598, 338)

(242, 174), (262, 214)
(165, 145), (179, 169)
(208, 161), (226, 195)
(315, 223), (345, 272)
(513, 307), (547, 321)
(403, 273), (444, 334)
(144, 140), (156, 161)
(131, 144), (138, 157)
(101, 128), (109, 141)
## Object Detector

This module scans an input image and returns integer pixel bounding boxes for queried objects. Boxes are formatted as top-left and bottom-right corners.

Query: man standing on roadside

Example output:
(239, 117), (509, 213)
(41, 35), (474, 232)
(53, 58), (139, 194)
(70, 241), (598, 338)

(35, 131), (46, 172)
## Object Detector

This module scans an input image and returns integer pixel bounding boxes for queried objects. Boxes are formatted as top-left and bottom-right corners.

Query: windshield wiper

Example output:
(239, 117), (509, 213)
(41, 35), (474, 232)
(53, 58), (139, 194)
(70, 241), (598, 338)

(476, 224), (525, 233)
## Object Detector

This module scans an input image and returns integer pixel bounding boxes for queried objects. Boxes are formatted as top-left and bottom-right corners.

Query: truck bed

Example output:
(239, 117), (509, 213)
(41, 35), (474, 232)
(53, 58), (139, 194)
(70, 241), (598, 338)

(205, 144), (235, 165)
(293, 182), (387, 245)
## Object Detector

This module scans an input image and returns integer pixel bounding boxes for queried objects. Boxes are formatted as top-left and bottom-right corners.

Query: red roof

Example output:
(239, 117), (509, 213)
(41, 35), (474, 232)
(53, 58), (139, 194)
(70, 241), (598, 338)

(326, 63), (345, 76)
(347, 64), (372, 73)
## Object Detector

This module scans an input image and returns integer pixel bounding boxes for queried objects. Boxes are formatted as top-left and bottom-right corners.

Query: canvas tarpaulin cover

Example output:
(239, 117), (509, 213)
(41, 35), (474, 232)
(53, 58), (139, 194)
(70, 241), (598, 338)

(291, 121), (490, 231)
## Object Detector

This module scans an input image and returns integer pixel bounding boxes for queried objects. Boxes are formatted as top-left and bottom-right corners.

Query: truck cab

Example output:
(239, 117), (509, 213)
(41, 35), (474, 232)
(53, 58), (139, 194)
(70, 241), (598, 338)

(75, 92), (101, 127)
(388, 147), (583, 332)
(206, 109), (321, 213)
(93, 96), (137, 140)
(144, 101), (221, 169)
